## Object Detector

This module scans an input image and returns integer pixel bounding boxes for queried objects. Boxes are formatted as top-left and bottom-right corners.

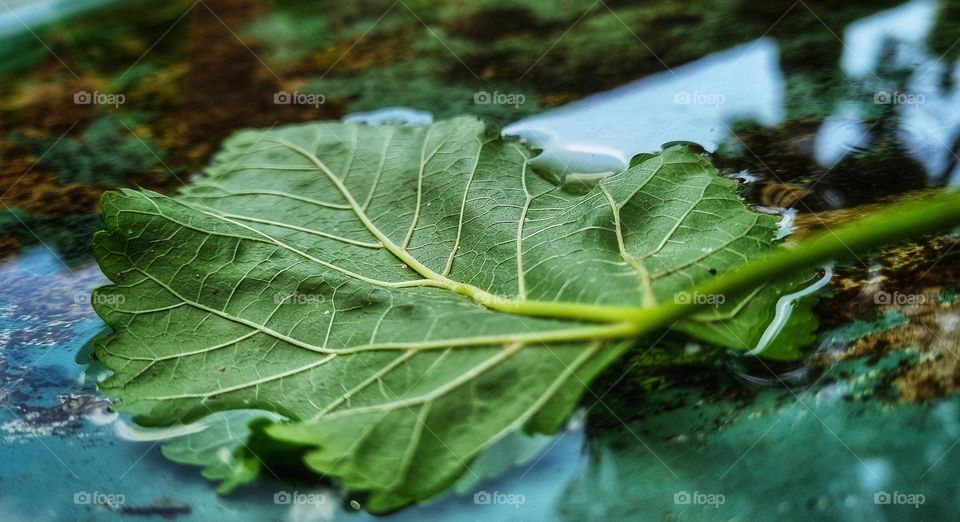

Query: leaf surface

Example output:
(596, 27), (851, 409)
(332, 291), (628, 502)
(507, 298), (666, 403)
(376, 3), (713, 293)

(92, 116), (814, 510)
(160, 410), (284, 493)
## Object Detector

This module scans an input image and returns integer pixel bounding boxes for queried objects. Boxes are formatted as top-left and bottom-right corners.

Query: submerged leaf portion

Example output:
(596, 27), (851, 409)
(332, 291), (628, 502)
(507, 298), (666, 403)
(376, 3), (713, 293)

(92, 116), (815, 510)
(160, 410), (282, 493)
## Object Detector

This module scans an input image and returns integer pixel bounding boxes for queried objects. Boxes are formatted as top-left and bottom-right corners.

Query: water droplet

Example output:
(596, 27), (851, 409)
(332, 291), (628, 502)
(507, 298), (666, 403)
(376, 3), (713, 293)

(342, 107), (433, 126)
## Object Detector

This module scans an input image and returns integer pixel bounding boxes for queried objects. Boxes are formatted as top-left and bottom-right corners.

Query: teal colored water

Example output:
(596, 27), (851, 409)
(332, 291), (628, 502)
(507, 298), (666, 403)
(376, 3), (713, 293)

(4, 0), (960, 520)
(0, 249), (585, 521)
(6, 249), (960, 521)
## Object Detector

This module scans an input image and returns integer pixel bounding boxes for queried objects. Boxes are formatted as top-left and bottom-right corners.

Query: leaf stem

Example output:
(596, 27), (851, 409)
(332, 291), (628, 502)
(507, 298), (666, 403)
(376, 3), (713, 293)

(694, 190), (960, 310)
(278, 136), (960, 339)
(477, 190), (960, 339)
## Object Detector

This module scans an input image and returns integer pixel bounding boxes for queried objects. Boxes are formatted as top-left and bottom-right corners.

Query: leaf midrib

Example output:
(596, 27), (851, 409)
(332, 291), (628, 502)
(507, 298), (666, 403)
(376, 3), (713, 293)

(259, 136), (670, 327)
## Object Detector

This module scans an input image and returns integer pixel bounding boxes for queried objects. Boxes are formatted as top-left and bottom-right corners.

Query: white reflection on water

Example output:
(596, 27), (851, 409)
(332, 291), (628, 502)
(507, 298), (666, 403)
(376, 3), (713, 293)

(842, 0), (937, 78)
(0, 0), (115, 38)
(503, 39), (785, 174)
(814, 102), (871, 168)
(841, 0), (960, 183)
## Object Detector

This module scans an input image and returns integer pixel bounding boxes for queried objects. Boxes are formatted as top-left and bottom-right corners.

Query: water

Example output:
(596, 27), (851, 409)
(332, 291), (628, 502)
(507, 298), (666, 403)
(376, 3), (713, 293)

(0, 0), (115, 38)
(3, 0), (960, 520)
(0, 249), (584, 520)
(503, 39), (785, 174)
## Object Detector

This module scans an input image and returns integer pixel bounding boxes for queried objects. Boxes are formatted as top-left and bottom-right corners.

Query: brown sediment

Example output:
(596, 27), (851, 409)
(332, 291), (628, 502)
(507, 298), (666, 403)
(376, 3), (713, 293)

(759, 182), (813, 209)
(723, 122), (929, 211)
(800, 187), (960, 400)
(0, 234), (22, 260)
(441, 8), (544, 41)
(853, 290), (960, 402)
(720, 120), (823, 183)
(6, 180), (103, 216)
(810, 230), (960, 328)
(304, 28), (415, 75)
(6, 79), (99, 134)
(0, 70), (179, 216)
(788, 189), (945, 240)
(179, 0), (339, 163)
(537, 92), (583, 107)
(896, 354), (960, 402)
(0, 147), (57, 210)
(181, 0), (268, 151)
(814, 279), (960, 401)
(0, 138), (109, 216)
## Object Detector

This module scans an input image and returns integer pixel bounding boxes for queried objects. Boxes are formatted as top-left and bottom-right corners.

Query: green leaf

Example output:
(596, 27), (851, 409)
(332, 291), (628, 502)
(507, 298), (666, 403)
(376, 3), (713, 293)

(91, 116), (816, 511)
(451, 430), (555, 494)
(160, 410), (283, 493)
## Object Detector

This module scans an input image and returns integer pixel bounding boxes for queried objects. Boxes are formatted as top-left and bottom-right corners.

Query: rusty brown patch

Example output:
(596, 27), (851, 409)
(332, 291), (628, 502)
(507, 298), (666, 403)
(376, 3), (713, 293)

(441, 8), (542, 41)
(0, 234), (21, 260)
(854, 291), (960, 401)
(301, 28), (416, 76)
(760, 182), (813, 209)
(179, 0), (339, 164)
(800, 188), (960, 401)
(6, 80), (98, 134)
(814, 277), (960, 401)
(789, 189), (944, 240)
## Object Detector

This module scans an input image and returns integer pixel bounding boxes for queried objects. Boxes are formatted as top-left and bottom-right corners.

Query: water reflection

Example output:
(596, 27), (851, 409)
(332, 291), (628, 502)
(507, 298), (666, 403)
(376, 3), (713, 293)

(813, 103), (871, 167)
(0, 0), (114, 38)
(503, 39), (785, 174)
(841, 0), (937, 77)
(506, 0), (960, 195)
(3, 0), (960, 520)
(841, 0), (960, 183)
